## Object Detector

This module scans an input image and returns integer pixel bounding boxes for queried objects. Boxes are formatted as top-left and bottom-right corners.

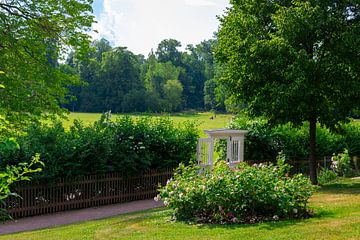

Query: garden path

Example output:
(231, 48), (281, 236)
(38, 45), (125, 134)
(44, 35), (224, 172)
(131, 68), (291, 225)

(0, 199), (163, 235)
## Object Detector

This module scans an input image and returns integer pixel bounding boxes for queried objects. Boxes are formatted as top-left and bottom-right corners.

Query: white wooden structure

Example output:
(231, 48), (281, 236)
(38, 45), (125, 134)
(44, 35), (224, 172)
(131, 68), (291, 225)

(197, 129), (248, 168)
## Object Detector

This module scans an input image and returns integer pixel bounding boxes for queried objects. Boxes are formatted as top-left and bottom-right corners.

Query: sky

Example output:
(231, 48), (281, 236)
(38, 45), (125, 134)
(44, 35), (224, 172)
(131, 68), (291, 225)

(91, 0), (229, 56)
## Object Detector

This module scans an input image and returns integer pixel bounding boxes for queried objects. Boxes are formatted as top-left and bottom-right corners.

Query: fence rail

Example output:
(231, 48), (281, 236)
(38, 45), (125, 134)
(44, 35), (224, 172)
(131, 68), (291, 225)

(4, 169), (173, 219)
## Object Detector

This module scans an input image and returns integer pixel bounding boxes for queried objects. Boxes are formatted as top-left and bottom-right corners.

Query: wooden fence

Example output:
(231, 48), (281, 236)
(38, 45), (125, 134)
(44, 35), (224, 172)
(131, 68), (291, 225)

(4, 156), (356, 219)
(4, 169), (173, 219)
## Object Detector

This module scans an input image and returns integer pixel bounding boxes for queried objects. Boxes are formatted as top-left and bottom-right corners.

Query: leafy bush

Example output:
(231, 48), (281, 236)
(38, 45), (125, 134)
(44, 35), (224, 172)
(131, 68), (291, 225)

(0, 138), (43, 220)
(0, 115), (198, 182)
(317, 168), (337, 185)
(331, 149), (354, 177)
(157, 160), (316, 224)
(228, 116), (360, 162)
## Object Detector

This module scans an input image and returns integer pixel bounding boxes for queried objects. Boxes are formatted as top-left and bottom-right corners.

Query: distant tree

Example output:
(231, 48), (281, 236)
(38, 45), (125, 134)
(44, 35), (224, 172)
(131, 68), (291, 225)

(156, 39), (183, 67)
(77, 59), (101, 112)
(0, 0), (94, 128)
(204, 79), (217, 110)
(121, 89), (148, 112)
(181, 40), (218, 109)
(163, 79), (184, 112)
(144, 60), (182, 97)
(93, 38), (112, 62)
(216, 0), (360, 184)
(97, 47), (143, 112)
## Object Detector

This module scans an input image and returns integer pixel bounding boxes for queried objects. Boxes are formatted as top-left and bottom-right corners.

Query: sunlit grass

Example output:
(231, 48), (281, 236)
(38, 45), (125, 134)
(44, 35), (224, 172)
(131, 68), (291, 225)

(61, 112), (234, 137)
(2, 178), (360, 240)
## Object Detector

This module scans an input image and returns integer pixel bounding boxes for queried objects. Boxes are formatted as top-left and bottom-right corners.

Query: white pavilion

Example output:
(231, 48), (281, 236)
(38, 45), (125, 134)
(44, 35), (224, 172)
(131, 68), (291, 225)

(197, 129), (248, 168)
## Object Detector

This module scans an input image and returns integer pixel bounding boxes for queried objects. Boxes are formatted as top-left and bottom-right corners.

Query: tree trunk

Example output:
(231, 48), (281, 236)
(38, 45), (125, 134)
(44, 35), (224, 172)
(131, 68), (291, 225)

(309, 118), (318, 185)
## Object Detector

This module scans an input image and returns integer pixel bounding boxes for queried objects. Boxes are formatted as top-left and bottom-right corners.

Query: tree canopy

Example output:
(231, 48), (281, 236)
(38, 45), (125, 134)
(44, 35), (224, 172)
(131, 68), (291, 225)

(66, 37), (225, 113)
(0, 0), (94, 128)
(216, 0), (360, 184)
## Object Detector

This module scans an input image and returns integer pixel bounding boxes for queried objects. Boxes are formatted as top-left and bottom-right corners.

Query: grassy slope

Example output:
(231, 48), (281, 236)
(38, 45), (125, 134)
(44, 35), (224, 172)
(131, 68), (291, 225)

(2, 178), (359, 240)
(63, 112), (234, 137)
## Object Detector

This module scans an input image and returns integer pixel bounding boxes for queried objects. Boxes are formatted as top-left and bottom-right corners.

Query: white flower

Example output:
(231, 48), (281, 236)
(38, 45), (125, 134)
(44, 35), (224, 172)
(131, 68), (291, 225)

(293, 208), (298, 214)
(129, 136), (134, 139)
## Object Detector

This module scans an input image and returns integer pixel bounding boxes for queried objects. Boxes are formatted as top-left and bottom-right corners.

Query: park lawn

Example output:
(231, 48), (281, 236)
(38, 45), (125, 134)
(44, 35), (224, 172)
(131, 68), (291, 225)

(62, 112), (233, 137)
(2, 178), (360, 240)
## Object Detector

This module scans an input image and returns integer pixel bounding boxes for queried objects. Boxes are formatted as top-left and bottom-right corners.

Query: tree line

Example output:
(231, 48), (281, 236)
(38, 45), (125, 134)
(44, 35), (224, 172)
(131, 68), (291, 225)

(62, 38), (228, 113)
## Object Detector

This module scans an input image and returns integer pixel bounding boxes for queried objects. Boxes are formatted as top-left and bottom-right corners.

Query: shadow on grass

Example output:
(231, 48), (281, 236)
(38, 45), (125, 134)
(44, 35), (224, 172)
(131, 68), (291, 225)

(318, 181), (360, 195)
(195, 208), (335, 231)
(195, 218), (304, 231)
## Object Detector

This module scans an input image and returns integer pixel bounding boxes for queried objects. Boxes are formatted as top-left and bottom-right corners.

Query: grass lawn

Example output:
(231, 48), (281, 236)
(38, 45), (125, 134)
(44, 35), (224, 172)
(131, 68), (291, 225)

(2, 178), (359, 240)
(62, 112), (234, 137)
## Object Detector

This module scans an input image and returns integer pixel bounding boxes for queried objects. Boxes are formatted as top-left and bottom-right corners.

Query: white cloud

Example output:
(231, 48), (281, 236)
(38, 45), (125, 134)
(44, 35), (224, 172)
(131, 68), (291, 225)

(185, 0), (216, 7)
(91, 0), (229, 55)
(91, 0), (125, 46)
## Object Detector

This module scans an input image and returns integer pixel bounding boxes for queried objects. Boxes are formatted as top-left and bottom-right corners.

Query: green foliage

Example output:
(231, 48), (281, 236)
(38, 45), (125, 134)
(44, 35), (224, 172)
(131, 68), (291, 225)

(158, 161), (316, 224)
(331, 149), (354, 177)
(216, 0), (360, 184)
(156, 39), (183, 67)
(0, 0), (94, 128)
(317, 168), (337, 186)
(216, 0), (360, 129)
(162, 80), (184, 111)
(0, 115), (198, 182)
(0, 138), (43, 220)
(229, 116), (360, 161)
(66, 37), (219, 113)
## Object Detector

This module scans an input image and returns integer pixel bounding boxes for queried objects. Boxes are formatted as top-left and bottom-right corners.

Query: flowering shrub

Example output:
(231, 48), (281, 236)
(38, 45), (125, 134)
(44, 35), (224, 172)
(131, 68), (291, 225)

(331, 149), (353, 177)
(157, 161), (316, 224)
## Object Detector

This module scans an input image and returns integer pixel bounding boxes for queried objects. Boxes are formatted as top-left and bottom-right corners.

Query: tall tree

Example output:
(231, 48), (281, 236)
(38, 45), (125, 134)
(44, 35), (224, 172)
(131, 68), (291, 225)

(216, 0), (360, 184)
(0, 0), (94, 128)
(155, 39), (182, 67)
(96, 47), (143, 112)
(163, 79), (184, 112)
(144, 60), (182, 97)
(93, 38), (112, 62)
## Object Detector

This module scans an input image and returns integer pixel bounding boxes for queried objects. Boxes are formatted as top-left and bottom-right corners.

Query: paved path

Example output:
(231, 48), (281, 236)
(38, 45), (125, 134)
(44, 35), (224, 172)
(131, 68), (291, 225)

(0, 199), (164, 235)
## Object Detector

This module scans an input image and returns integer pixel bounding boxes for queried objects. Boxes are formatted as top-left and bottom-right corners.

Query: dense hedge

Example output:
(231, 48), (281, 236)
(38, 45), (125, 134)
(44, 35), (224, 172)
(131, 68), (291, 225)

(228, 116), (360, 162)
(0, 115), (198, 182)
(158, 160), (316, 224)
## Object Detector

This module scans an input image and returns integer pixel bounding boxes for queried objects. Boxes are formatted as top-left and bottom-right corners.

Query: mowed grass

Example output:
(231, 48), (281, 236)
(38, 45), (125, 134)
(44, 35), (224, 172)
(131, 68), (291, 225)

(62, 112), (234, 137)
(2, 178), (360, 240)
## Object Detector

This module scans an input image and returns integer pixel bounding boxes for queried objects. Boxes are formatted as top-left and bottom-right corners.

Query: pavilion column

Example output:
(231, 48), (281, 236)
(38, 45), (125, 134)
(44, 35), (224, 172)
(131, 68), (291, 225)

(209, 137), (215, 168)
(239, 138), (244, 162)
